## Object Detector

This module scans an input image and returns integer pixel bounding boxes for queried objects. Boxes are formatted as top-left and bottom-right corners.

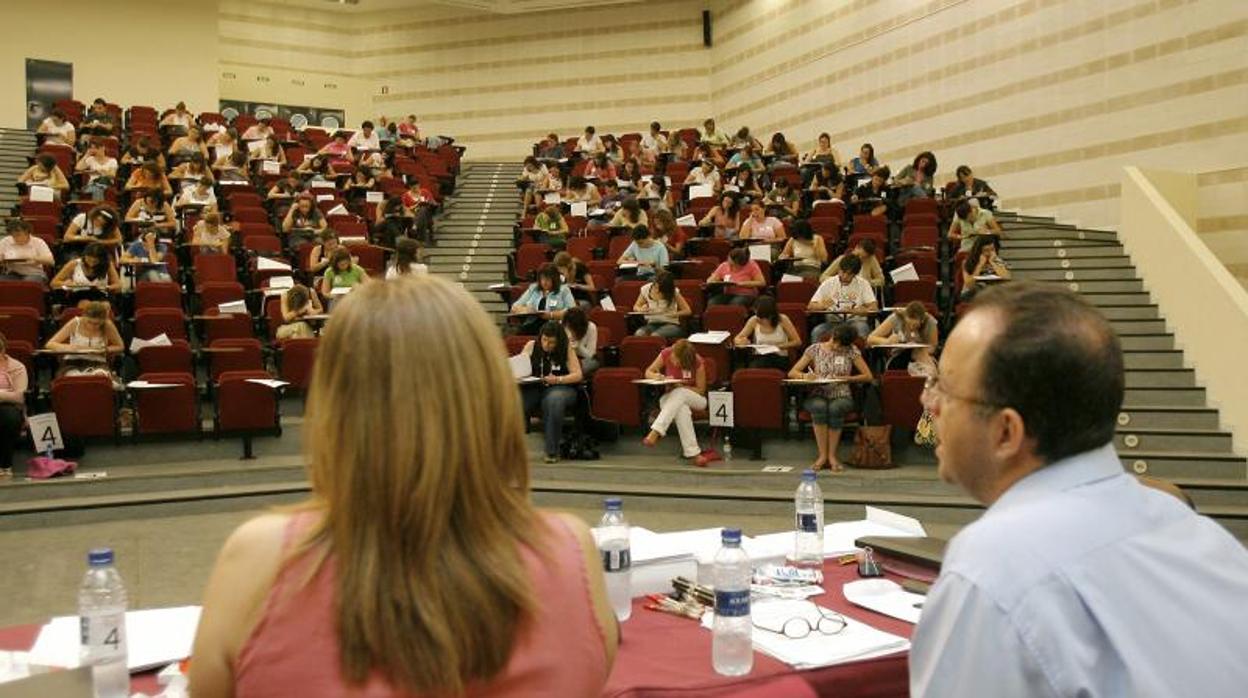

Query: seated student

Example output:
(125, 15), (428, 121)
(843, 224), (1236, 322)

(894, 151), (937, 207)
(583, 154), (616, 182)
(601, 135), (623, 163)
(684, 158), (722, 194)
(192, 212), (232, 255)
(764, 132), (799, 166)
(618, 225), (668, 279)
(731, 126), (764, 152)
(65, 204), (123, 252)
(512, 263), (575, 335)
(727, 167), (764, 204)
(533, 204), (569, 248)
(949, 201), (1004, 252)
(79, 99), (116, 137)
(867, 300), (939, 373)
(173, 156), (214, 187)
(552, 251), (594, 291)
(37, 109), (76, 148)
(707, 247), (766, 307)
(307, 230), (342, 275)
(642, 339), (717, 467)
(121, 228), (173, 283)
(346, 121), (380, 152)
(692, 142), (726, 169)
(44, 300), (124, 380)
(699, 193), (742, 240)
(122, 135), (166, 170)
(809, 254), (877, 341)
(18, 155), (70, 199)
(207, 125), (237, 150)
(240, 117), (274, 142)
(847, 143), (878, 176)
(276, 284), (323, 341)
(961, 234), (1011, 300)
(267, 175), (302, 201)
(124, 191), (177, 234)
(372, 196), (412, 248)
(666, 130), (690, 163)
(807, 162), (844, 206)
(633, 270), (691, 339)
(950, 165), (996, 202)
(801, 133), (842, 172)
(124, 161), (173, 198)
(536, 132), (564, 161)
(763, 178), (800, 218)
(825, 238), (885, 291)
(638, 176), (674, 213)
(575, 126), (603, 155)
(400, 180), (437, 245)
(248, 135), (286, 166)
(563, 307), (599, 376)
(0, 332), (28, 479)
(159, 102), (194, 130)
(320, 248), (369, 299)
(317, 131), (353, 163)
(700, 118), (730, 153)
(726, 144), (764, 177)
(189, 276), (617, 696)
(650, 208), (687, 259)
(175, 176), (219, 212)
(778, 219), (828, 281)
(74, 142), (119, 200)
(385, 238), (427, 279)
(519, 321), (584, 464)
(733, 296), (802, 370)
(739, 203), (786, 243)
(597, 180), (625, 211)
(788, 322), (873, 472)
(562, 176), (601, 206)
(606, 197), (648, 231)
(853, 165), (890, 217)
(618, 158), (643, 192)
(517, 157), (548, 213)
(0, 219), (55, 283)
(215, 151), (252, 183)
(168, 126), (210, 162)
(283, 195), (328, 251)
(640, 121), (669, 160)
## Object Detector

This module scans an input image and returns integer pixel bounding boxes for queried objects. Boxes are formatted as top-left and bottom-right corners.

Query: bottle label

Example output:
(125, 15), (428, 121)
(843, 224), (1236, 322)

(715, 589), (751, 618)
(602, 548), (631, 573)
(796, 512), (819, 534)
(80, 611), (126, 658)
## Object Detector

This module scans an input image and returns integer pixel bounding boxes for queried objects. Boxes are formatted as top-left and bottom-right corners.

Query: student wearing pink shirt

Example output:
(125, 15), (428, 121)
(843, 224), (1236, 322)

(0, 332), (27, 479)
(739, 203), (787, 242)
(707, 247), (766, 307)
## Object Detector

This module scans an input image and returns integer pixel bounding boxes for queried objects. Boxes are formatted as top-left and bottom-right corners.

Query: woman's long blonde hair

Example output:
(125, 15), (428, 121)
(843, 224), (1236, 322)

(301, 275), (540, 694)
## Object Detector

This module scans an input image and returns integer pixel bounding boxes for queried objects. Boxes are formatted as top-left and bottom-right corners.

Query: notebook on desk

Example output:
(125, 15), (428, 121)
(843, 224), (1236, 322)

(854, 536), (947, 572)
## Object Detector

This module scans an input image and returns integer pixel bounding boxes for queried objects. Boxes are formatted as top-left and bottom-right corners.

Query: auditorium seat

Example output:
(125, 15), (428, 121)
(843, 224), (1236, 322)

(591, 367), (643, 427)
(731, 368), (786, 458)
(132, 372), (199, 437)
(51, 374), (117, 440)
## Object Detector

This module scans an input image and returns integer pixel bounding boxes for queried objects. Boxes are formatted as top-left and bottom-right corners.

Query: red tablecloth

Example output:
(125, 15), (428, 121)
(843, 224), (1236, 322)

(0, 562), (911, 697)
(603, 560), (912, 697)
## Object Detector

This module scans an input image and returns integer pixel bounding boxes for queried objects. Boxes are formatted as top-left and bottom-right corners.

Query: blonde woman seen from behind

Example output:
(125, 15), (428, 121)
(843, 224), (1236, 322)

(190, 276), (618, 697)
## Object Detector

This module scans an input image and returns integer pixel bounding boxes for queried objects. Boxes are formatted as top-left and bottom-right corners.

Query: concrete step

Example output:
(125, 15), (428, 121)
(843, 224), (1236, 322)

(1009, 257), (1134, 270)
(1118, 406), (1221, 430)
(1082, 293), (1156, 307)
(1010, 245), (1123, 259)
(1014, 268), (1138, 282)
(1098, 306), (1160, 321)
(1120, 452), (1247, 480)
(1122, 386), (1205, 407)
(1107, 320), (1167, 335)
(1003, 228), (1118, 243)
(1113, 428), (1233, 454)
(1123, 369), (1195, 388)
(1122, 351), (1184, 369)
(1120, 335), (1174, 351)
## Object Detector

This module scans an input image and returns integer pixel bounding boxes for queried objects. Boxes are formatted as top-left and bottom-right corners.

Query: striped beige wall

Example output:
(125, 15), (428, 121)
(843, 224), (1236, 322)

(1197, 166), (1248, 287)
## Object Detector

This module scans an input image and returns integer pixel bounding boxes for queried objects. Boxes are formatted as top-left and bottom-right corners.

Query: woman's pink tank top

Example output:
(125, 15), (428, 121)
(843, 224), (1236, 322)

(234, 512), (610, 697)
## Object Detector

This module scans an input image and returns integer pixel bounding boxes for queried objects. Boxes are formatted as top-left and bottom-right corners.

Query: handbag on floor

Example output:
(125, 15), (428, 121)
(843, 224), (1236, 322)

(851, 384), (894, 468)
(914, 409), (938, 448)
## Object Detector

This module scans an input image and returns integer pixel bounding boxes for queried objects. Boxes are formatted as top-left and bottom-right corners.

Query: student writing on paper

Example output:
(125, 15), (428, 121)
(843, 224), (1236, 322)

(949, 201), (1004, 252)
(638, 176), (673, 214)
(562, 176), (602, 207)
(308, 230), (343, 275)
(18, 154), (70, 200)
(400, 180), (438, 245)
(247, 135), (286, 167)
(124, 190), (177, 234)
(824, 238), (884, 291)
(551, 252), (595, 309)
(511, 264), (576, 335)
(124, 135), (166, 171)
(0, 332), (27, 479)
(650, 209), (687, 259)
(320, 249), (369, 300)
(167, 125), (210, 162)
(36, 109), (76, 148)
(562, 307), (600, 376)
(126, 161), (175, 198)
(74, 141), (119, 200)
(216, 151), (252, 183)
(192, 212), (233, 255)
(605, 197), (647, 231)
(699, 193), (742, 240)
(733, 297), (802, 370)
(683, 158), (722, 195)
(806, 162), (845, 210)
(961, 235), (1012, 301)
(516, 157), (549, 213)
(707, 247), (766, 307)
(0, 219), (55, 283)
(788, 323), (873, 472)
(739, 203), (787, 242)
(642, 340), (718, 467)
(283, 195), (328, 251)
(809, 255), (877, 341)
(239, 116), (273, 142)
(949, 164), (996, 204)
(801, 133), (845, 174)
(316, 131), (353, 163)
(617, 225), (667, 279)
(868, 301), (938, 374)
(763, 178), (800, 219)
(190, 277), (617, 696)
(169, 152), (216, 186)
(575, 125), (604, 155)
(121, 228), (173, 283)
(51, 243), (122, 294)
(893, 151), (938, 209)
(174, 176), (219, 213)
(277, 284), (323, 341)
(372, 196), (413, 248)
(582, 154), (617, 182)
(385, 238), (427, 279)
(852, 165), (890, 218)
(519, 322), (584, 464)
(345, 120), (380, 152)
(777, 219), (828, 281)
(44, 301), (123, 381)
(727, 167), (764, 201)
(633, 271), (691, 339)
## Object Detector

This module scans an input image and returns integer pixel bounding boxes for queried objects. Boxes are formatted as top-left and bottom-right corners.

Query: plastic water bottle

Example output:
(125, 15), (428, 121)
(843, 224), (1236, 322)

(723, 435), (733, 462)
(793, 469), (825, 567)
(597, 498), (632, 622)
(712, 527), (753, 676)
(78, 548), (128, 698)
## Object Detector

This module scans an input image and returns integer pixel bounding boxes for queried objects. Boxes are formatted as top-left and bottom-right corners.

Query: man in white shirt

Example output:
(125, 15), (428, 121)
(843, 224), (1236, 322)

(911, 282), (1248, 697)
(575, 126), (603, 155)
(0, 220), (55, 283)
(808, 254), (876, 341)
(346, 121), (381, 152)
(640, 121), (668, 156)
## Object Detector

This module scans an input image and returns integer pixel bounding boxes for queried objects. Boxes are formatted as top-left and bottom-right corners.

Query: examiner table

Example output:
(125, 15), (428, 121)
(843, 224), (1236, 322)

(0, 561), (911, 697)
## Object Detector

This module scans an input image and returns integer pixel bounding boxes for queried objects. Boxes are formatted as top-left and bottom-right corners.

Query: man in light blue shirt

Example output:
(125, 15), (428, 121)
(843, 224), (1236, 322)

(912, 282), (1248, 697)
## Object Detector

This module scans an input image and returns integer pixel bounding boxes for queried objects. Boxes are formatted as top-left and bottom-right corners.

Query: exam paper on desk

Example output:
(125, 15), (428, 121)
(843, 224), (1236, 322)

(28, 606), (201, 672)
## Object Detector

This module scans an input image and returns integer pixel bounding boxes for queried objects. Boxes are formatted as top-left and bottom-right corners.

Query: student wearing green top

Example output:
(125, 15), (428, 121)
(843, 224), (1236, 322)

(534, 204), (568, 248)
(320, 248), (369, 299)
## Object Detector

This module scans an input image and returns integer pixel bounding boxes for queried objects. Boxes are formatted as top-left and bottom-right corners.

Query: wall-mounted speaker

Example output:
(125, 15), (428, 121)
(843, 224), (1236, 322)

(703, 10), (712, 48)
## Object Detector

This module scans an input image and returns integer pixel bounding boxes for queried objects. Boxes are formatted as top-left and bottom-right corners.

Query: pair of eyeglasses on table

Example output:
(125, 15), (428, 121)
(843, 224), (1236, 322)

(751, 602), (848, 640)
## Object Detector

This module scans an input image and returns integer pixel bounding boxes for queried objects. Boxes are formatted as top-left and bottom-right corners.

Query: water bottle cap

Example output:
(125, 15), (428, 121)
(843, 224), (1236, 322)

(604, 497), (622, 511)
(801, 469), (816, 481)
(721, 527), (742, 544)
(87, 548), (114, 566)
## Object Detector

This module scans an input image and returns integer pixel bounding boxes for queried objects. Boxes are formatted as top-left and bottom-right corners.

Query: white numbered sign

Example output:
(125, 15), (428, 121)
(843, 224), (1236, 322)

(27, 412), (65, 452)
(708, 390), (734, 428)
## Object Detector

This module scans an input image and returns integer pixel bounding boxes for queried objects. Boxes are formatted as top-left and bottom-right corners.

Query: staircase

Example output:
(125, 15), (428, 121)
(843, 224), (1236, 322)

(427, 161), (523, 319)
(0, 129), (37, 223)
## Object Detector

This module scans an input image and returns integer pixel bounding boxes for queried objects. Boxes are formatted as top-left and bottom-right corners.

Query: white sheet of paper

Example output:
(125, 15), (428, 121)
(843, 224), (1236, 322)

(543, 192), (560, 204)
(326, 203), (348, 217)
(126, 381), (181, 389)
(338, 236), (366, 245)
(247, 139), (266, 153)
(617, 262), (639, 271)
(687, 184), (713, 200)
(588, 207), (607, 217)
(842, 579), (925, 624)
(256, 256), (292, 271)
(245, 378), (290, 389)
(749, 344), (783, 355)
(688, 330), (731, 345)
(889, 262), (919, 283)
(28, 185), (54, 203)
(599, 296), (616, 311)
(315, 194), (334, 202)
(676, 214), (697, 227)
(267, 275), (294, 289)
(748, 244), (772, 262)
(330, 286), (353, 296)
(218, 300), (248, 315)
(28, 606), (201, 672)
(128, 333), (171, 353)
(704, 600), (909, 669)
(366, 191), (383, 203)
(780, 273), (803, 283)
(509, 353), (532, 380)
(261, 160), (280, 174)
(310, 180), (334, 189)
(569, 201), (588, 217)
(488, 283), (509, 290)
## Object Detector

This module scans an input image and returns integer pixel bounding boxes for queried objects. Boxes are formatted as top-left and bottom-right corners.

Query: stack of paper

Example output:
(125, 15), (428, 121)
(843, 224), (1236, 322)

(267, 275), (294, 290)
(27, 606), (202, 672)
(705, 599), (908, 669)
(675, 214), (697, 227)
(842, 579), (925, 624)
(688, 330), (731, 345)
(245, 378), (290, 389)
(218, 300), (248, 315)
(889, 263), (919, 283)
(687, 184), (713, 200)
(509, 353), (532, 380)
(128, 333), (171, 353)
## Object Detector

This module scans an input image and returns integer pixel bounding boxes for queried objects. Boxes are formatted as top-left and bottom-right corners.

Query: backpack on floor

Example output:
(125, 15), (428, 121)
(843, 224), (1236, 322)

(559, 432), (600, 461)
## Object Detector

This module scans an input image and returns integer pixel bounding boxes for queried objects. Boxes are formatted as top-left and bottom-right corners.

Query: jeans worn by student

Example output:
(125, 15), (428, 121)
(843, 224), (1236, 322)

(522, 384), (578, 458)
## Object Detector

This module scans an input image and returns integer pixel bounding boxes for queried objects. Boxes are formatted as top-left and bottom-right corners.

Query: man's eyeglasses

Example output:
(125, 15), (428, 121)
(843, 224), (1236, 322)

(921, 375), (1004, 412)
(752, 603), (848, 640)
